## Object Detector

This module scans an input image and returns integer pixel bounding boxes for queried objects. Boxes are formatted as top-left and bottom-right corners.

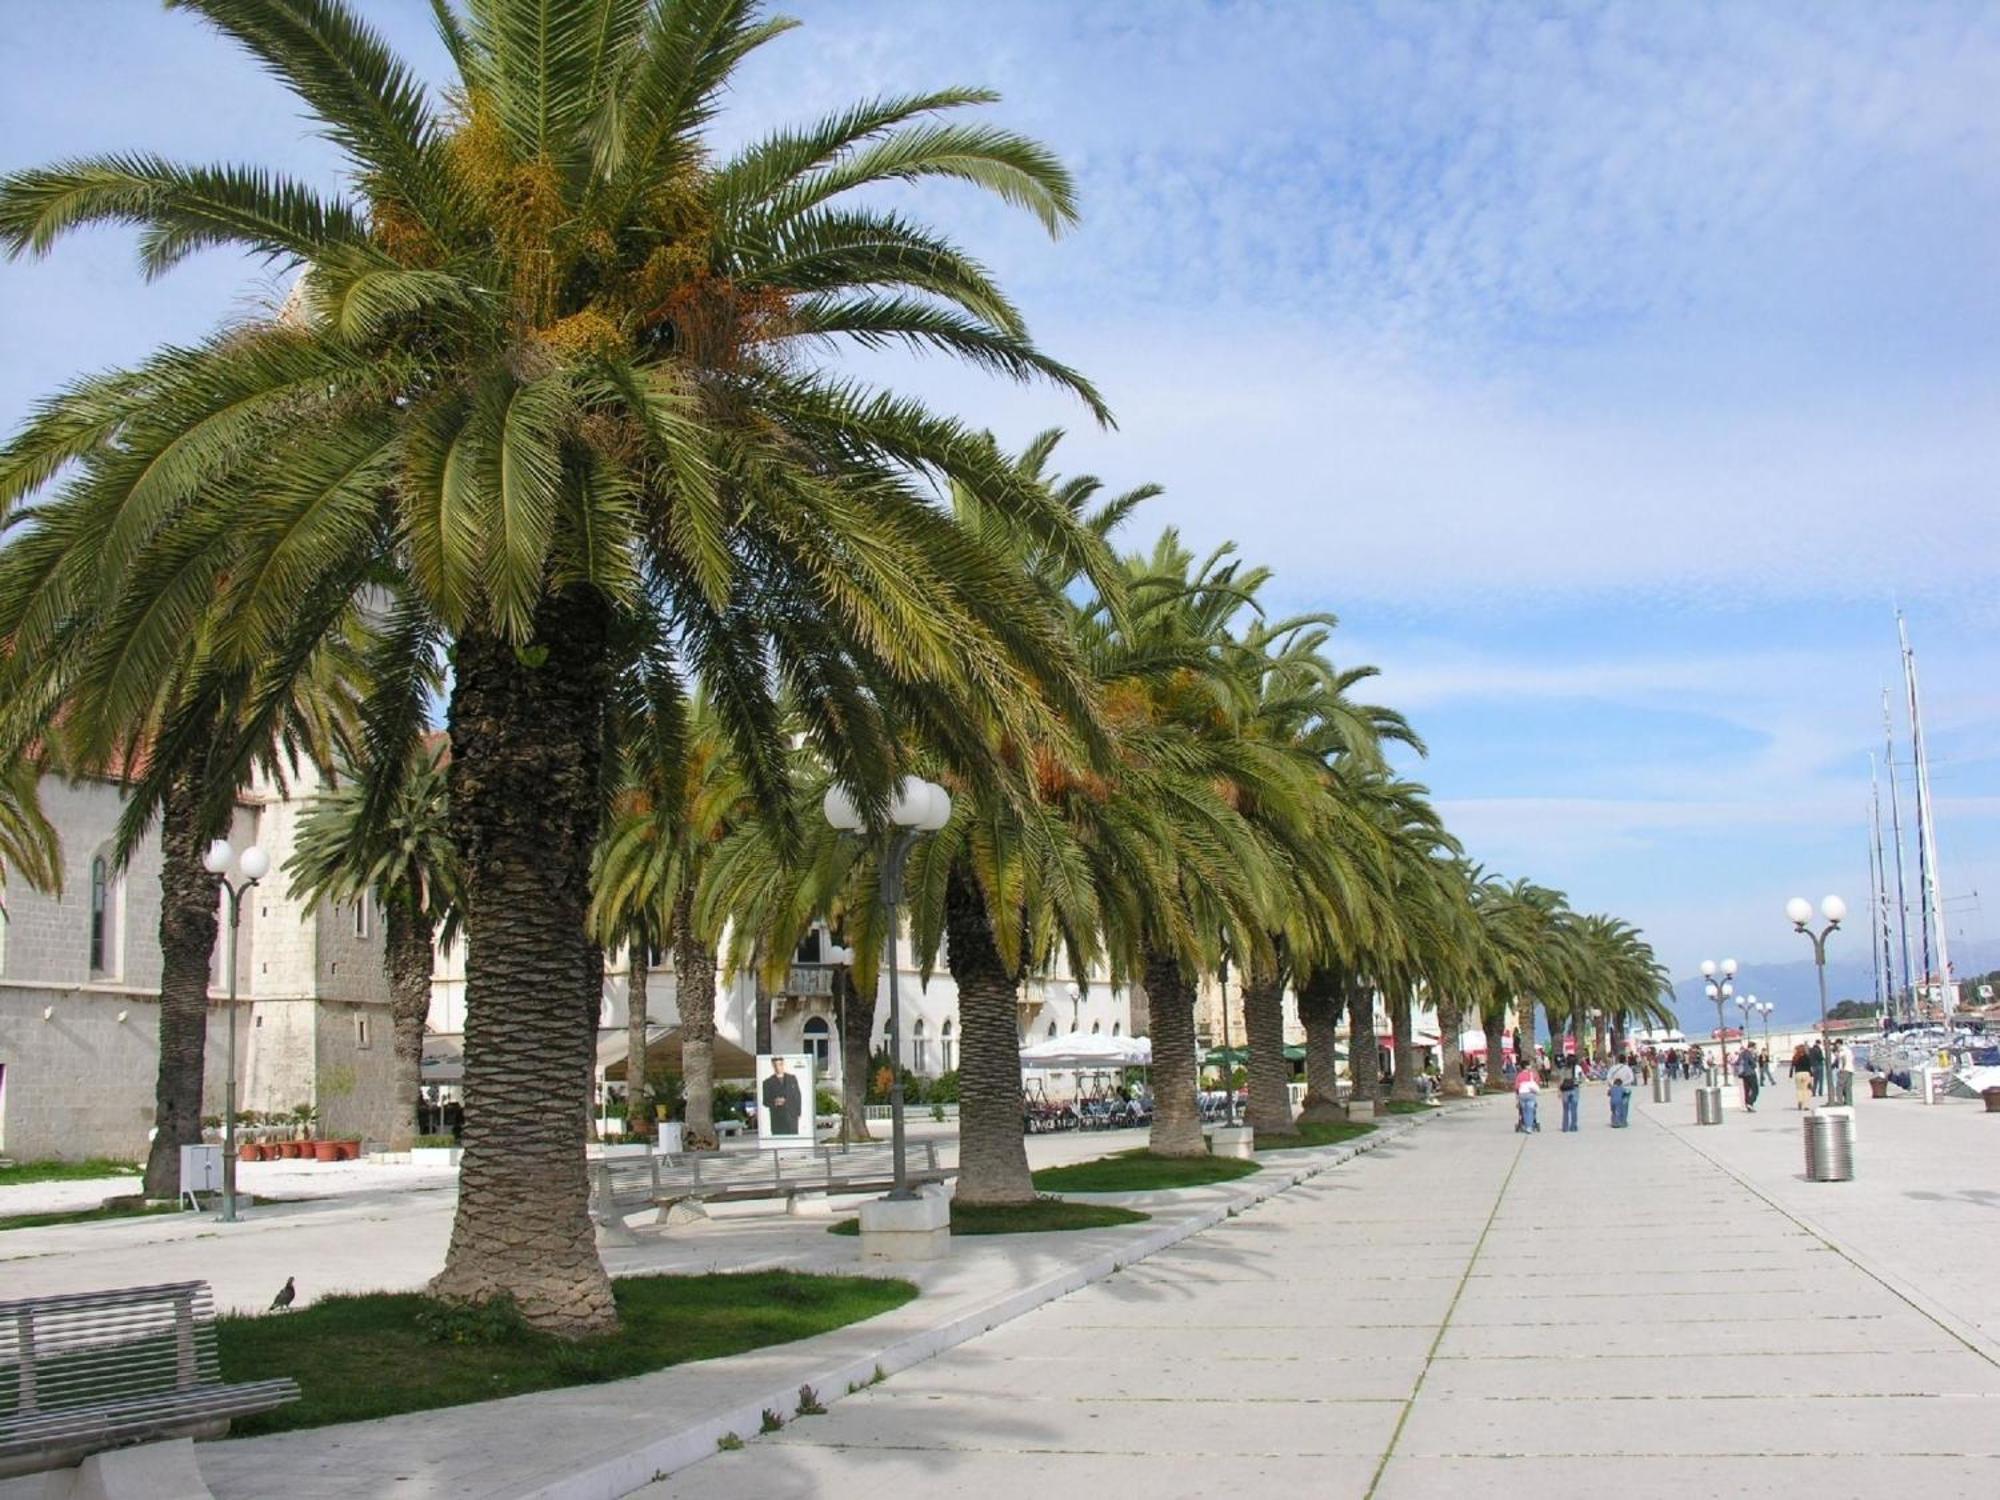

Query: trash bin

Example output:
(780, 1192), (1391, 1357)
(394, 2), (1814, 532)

(1695, 1087), (1723, 1125)
(1652, 1071), (1672, 1104)
(657, 1121), (683, 1154)
(1804, 1108), (1855, 1182)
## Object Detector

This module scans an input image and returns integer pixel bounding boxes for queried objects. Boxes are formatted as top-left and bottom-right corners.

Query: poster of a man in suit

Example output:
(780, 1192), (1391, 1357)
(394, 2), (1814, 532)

(757, 1053), (812, 1146)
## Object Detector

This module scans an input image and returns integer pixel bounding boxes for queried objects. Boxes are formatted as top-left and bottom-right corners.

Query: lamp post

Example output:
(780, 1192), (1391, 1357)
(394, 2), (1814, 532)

(1699, 958), (1736, 1089)
(824, 776), (950, 1201)
(1787, 895), (1845, 1097)
(203, 838), (268, 1223)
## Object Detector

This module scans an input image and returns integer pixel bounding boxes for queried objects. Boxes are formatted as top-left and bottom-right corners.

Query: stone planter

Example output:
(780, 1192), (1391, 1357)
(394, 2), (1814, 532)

(1868, 1076), (1890, 1100)
(411, 1146), (461, 1167)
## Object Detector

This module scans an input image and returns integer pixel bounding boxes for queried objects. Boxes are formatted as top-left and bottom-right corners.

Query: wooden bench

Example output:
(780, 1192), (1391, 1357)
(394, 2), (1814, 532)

(590, 1143), (956, 1236)
(0, 1281), (299, 1482)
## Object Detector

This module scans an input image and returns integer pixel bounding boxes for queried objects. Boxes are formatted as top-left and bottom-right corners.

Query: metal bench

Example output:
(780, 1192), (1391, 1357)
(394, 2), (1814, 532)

(590, 1143), (955, 1238)
(0, 1281), (299, 1481)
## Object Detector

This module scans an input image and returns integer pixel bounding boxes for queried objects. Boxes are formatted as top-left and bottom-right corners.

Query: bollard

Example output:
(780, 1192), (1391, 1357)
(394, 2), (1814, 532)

(1804, 1107), (1855, 1182)
(1652, 1071), (1672, 1105)
(1695, 1087), (1723, 1126)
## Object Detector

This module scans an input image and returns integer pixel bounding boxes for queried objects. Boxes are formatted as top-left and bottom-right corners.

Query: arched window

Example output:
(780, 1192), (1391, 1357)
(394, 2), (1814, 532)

(1092, 1020), (1102, 1035)
(1046, 1020), (1058, 1039)
(802, 1015), (831, 1072)
(911, 1017), (927, 1074)
(1113, 1021), (1123, 1037)
(940, 1019), (955, 1073)
(89, 856), (108, 973)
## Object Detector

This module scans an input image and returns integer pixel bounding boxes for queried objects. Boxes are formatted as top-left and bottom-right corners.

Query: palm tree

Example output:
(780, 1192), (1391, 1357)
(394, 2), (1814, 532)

(288, 738), (461, 1148)
(591, 697), (741, 1148)
(1, 0), (1104, 1332)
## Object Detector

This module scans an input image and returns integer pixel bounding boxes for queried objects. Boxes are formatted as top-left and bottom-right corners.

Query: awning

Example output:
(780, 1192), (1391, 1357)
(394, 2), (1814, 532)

(421, 1035), (464, 1084)
(1200, 1044), (1311, 1066)
(1020, 1033), (1151, 1068)
(603, 1027), (758, 1082)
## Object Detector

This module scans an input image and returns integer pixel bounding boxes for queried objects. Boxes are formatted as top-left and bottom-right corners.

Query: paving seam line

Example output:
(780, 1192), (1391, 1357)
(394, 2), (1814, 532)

(518, 1106), (1470, 1500)
(1641, 1109), (2000, 1370)
(1363, 1124), (1526, 1500)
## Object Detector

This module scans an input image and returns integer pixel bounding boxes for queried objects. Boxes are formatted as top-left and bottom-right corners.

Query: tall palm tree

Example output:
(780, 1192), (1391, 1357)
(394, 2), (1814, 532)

(0, 756), (61, 909)
(591, 697), (741, 1147)
(288, 737), (462, 1148)
(1, 0), (1104, 1332)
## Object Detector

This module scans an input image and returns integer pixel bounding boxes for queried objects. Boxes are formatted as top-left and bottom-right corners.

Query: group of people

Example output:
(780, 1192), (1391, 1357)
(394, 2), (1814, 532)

(1514, 1053), (1639, 1133)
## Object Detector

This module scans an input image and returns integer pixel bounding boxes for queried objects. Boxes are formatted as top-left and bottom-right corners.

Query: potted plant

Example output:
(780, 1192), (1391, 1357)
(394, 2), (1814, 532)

(239, 1141), (264, 1162)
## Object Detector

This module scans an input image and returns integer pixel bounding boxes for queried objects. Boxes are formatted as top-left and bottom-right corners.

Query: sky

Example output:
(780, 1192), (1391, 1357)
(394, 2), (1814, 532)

(3, 1), (1997, 1013)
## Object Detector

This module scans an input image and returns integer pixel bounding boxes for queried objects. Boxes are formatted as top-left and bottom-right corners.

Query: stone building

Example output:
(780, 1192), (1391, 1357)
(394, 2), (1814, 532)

(0, 763), (399, 1162)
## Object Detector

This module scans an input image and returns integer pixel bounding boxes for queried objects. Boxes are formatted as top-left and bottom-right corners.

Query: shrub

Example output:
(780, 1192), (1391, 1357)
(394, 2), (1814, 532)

(814, 1087), (841, 1116)
(926, 1070), (960, 1104)
(413, 1134), (457, 1149)
(414, 1294), (529, 1347)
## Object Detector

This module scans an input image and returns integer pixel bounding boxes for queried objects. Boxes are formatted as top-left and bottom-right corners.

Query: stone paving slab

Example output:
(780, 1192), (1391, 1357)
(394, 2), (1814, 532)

(635, 1086), (2000, 1500)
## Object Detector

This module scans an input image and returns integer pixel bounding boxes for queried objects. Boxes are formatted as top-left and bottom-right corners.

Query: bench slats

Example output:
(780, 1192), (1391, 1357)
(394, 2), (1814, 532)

(0, 1280), (298, 1477)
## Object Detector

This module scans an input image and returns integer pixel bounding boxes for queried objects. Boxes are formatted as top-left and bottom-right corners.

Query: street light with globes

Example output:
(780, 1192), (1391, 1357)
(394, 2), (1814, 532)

(203, 838), (269, 1222)
(823, 776), (950, 1200)
(1787, 895), (1846, 1100)
(1699, 957), (1737, 1092)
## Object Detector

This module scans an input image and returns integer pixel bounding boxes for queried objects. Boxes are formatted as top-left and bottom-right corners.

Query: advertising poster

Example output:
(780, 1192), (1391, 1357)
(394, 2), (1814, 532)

(756, 1052), (814, 1148)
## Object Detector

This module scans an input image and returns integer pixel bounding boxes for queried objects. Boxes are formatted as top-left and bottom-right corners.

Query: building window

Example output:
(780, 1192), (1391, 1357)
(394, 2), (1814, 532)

(911, 1017), (927, 1074)
(1092, 1021), (1101, 1034)
(89, 856), (108, 972)
(940, 1019), (954, 1073)
(1113, 1021), (1122, 1036)
(355, 1016), (371, 1049)
(1046, 1020), (1058, 1039)
(353, 893), (371, 939)
(803, 1016), (831, 1072)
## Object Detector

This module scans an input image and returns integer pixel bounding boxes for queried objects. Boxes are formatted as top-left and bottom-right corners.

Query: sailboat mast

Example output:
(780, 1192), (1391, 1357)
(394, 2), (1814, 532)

(1901, 613), (1953, 1018)
(1869, 756), (1890, 1017)
(1883, 690), (1915, 1018)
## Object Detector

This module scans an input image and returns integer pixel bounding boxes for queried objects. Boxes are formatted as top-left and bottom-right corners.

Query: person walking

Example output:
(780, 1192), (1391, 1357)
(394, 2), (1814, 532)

(1807, 1040), (1827, 1099)
(1791, 1044), (1814, 1110)
(1606, 1053), (1636, 1127)
(1759, 1046), (1776, 1087)
(1735, 1043), (1761, 1112)
(1558, 1057), (1583, 1132)
(1514, 1065), (1542, 1134)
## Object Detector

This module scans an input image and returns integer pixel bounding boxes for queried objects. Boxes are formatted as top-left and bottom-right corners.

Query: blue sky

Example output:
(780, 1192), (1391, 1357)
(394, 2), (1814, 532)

(3, 1), (1997, 1005)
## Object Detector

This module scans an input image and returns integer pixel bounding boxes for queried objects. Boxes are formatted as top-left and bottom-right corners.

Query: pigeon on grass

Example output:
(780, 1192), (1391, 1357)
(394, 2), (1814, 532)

(270, 1277), (296, 1312)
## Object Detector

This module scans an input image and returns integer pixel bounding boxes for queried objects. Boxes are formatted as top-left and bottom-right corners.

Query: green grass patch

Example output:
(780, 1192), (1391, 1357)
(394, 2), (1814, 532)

(0, 1158), (139, 1187)
(1030, 1149), (1260, 1193)
(1383, 1099), (1438, 1115)
(217, 1272), (915, 1436)
(828, 1197), (1150, 1237)
(1253, 1120), (1376, 1151)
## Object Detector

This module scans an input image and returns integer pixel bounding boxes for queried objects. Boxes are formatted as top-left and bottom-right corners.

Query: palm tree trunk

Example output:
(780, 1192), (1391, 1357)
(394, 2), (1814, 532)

(1483, 1005), (1510, 1092)
(431, 587), (616, 1337)
(674, 890), (719, 1152)
(944, 862), (1034, 1204)
(625, 943), (650, 1140)
(1436, 992), (1467, 1097)
(1296, 969), (1344, 1122)
(835, 967), (873, 1143)
(1389, 984), (1420, 1102)
(754, 971), (773, 1056)
(1345, 976), (1381, 1103)
(1145, 946), (1205, 1158)
(384, 902), (434, 1150)
(1242, 964), (1296, 1137)
(142, 770), (221, 1202)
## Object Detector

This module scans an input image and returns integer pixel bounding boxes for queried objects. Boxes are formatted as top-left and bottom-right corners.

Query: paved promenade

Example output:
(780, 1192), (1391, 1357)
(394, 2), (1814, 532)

(642, 1089), (2000, 1500)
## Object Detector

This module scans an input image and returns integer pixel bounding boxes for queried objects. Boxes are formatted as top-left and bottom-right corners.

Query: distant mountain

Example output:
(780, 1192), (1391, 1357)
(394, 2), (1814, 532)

(1667, 939), (2000, 1033)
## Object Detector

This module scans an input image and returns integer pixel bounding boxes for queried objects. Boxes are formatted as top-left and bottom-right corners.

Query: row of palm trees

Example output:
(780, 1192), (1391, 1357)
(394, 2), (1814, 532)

(0, 1), (1669, 1338)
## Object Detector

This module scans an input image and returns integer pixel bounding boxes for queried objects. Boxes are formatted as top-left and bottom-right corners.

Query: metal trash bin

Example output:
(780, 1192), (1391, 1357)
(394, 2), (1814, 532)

(1652, 1071), (1672, 1104)
(1695, 1087), (1723, 1125)
(1804, 1108), (1855, 1182)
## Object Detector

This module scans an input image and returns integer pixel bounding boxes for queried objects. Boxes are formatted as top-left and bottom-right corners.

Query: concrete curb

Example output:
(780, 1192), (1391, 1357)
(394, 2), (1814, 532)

(523, 1103), (1471, 1499)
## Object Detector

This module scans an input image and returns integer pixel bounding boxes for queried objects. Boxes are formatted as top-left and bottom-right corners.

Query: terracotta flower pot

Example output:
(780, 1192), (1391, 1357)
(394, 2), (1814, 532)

(314, 1141), (341, 1162)
(279, 1141), (303, 1159)
(238, 1143), (263, 1162)
(339, 1140), (361, 1160)
(1982, 1088), (2000, 1114)
(1868, 1076), (1890, 1100)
